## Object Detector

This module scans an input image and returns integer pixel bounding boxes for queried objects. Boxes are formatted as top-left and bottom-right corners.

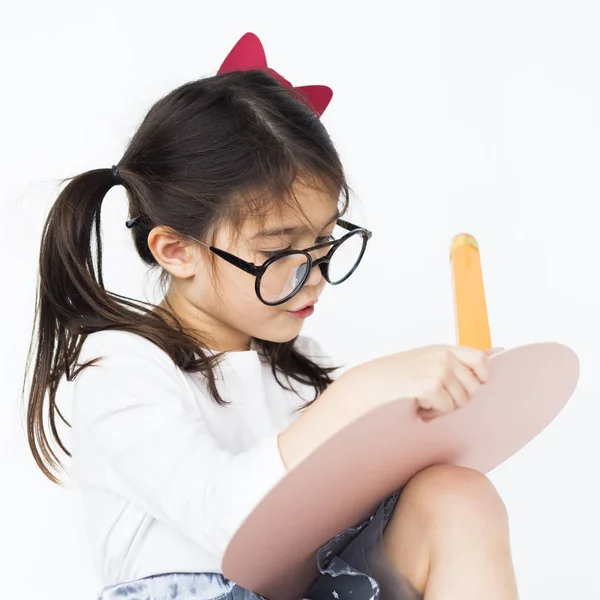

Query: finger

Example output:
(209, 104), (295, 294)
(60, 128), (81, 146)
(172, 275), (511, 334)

(443, 370), (469, 409)
(453, 360), (484, 403)
(416, 404), (446, 421)
(430, 386), (455, 415)
(415, 384), (454, 415)
(417, 408), (440, 422)
(451, 346), (490, 384)
(418, 387), (454, 421)
(483, 347), (505, 356)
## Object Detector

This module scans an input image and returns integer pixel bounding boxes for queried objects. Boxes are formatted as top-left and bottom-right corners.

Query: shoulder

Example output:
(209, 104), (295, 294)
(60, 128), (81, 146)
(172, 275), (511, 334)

(83, 329), (161, 350)
(79, 330), (176, 368)
(71, 331), (193, 429)
(75, 329), (186, 390)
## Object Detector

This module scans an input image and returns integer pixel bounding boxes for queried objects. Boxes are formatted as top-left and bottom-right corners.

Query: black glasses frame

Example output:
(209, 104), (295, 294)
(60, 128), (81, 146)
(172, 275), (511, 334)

(190, 218), (372, 306)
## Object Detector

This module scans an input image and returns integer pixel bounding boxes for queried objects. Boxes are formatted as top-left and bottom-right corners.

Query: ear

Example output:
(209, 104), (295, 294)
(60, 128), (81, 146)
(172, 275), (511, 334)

(147, 226), (199, 280)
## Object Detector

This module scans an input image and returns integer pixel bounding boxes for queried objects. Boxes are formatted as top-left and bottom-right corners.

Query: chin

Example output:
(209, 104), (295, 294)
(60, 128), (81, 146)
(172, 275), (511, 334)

(256, 322), (303, 345)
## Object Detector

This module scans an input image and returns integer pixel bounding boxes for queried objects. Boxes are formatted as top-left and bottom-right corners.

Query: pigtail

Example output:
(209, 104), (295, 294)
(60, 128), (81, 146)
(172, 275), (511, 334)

(24, 169), (122, 483)
(24, 70), (351, 484)
(24, 167), (231, 484)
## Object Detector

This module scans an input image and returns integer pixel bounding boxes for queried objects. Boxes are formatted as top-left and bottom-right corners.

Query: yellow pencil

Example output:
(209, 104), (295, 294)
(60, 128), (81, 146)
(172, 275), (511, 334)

(450, 234), (492, 350)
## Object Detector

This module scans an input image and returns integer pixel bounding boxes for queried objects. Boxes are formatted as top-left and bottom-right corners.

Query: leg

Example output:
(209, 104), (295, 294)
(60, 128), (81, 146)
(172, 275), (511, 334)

(381, 464), (519, 600)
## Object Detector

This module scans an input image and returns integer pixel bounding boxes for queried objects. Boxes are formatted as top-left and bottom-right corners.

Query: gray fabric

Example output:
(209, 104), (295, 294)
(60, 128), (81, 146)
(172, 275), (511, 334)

(308, 492), (422, 600)
(98, 493), (422, 600)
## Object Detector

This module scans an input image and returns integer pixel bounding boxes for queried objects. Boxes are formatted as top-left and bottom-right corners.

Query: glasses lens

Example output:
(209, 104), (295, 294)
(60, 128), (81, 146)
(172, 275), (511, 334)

(328, 232), (366, 284)
(259, 253), (310, 303)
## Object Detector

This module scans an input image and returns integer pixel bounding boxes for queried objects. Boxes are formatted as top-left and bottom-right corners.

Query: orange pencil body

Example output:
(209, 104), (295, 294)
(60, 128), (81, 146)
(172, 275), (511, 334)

(450, 234), (492, 350)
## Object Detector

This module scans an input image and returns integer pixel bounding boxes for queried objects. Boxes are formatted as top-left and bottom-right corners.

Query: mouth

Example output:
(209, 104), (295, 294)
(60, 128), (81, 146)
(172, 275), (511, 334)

(286, 298), (318, 319)
(289, 298), (318, 312)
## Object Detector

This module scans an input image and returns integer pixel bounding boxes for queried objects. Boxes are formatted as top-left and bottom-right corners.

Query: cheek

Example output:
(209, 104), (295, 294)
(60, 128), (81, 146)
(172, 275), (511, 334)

(217, 261), (258, 301)
(204, 261), (270, 319)
(216, 268), (286, 321)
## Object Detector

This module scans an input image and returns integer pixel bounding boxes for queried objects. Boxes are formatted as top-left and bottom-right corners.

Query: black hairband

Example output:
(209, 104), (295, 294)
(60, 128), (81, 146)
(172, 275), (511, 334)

(125, 216), (140, 228)
(111, 164), (123, 186)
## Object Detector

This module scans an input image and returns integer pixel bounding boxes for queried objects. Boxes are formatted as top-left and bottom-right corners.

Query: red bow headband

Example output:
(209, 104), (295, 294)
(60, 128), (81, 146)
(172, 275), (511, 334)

(217, 32), (333, 117)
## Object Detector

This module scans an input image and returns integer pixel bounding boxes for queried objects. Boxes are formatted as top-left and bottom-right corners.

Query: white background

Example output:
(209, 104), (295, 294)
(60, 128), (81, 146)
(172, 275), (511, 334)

(1, 1), (598, 598)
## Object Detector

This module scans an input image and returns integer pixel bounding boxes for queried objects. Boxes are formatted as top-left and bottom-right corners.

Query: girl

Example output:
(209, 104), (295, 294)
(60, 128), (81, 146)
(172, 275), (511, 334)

(24, 34), (518, 600)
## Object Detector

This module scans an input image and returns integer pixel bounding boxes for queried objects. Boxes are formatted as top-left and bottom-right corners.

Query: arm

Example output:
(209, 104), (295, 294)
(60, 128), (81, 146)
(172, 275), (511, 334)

(278, 362), (383, 471)
(71, 337), (288, 559)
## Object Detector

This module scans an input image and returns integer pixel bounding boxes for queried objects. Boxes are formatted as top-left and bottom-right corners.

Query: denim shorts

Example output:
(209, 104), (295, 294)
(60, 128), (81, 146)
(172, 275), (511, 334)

(98, 492), (423, 600)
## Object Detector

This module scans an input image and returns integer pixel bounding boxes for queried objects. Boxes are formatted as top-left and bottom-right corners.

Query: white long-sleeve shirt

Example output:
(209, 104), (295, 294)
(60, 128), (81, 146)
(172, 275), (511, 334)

(64, 329), (335, 587)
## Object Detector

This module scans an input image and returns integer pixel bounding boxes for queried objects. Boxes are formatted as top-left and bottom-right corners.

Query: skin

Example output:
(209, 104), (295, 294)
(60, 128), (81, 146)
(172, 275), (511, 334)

(148, 182), (336, 352)
(147, 180), (519, 599)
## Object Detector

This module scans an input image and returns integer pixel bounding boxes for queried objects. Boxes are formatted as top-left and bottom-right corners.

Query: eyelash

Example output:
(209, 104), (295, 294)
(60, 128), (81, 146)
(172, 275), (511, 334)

(261, 235), (334, 258)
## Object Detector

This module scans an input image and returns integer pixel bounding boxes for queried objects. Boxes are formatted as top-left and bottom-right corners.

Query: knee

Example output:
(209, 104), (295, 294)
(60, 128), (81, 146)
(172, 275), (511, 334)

(401, 464), (508, 534)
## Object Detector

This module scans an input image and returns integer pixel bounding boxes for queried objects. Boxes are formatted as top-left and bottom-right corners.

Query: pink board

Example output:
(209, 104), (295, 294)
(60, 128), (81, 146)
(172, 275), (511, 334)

(222, 342), (579, 599)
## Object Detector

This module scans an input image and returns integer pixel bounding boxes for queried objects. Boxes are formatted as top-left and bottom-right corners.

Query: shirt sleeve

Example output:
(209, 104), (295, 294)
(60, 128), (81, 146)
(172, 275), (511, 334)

(71, 333), (288, 561)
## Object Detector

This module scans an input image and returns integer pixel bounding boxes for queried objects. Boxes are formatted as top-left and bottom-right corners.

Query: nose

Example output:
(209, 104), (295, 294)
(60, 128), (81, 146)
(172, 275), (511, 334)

(304, 258), (325, 287)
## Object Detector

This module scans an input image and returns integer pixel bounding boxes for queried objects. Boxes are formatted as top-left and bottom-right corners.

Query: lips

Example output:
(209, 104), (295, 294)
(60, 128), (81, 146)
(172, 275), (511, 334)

(290, 299), (318, 312)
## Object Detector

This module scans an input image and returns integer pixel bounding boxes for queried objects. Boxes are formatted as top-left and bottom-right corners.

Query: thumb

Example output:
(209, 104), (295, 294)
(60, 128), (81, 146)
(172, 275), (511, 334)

(483, 347), (505, 356)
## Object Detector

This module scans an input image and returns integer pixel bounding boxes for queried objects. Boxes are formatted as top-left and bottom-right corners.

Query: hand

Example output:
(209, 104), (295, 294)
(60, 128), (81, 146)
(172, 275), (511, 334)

(483, 347), (505, 357)
(354, 345), (494, 422)
(279, 345), (503, 470)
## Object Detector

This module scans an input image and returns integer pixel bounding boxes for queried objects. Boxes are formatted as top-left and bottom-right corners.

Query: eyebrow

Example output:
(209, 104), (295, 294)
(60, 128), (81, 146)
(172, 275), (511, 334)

(252, 209), (340, 239)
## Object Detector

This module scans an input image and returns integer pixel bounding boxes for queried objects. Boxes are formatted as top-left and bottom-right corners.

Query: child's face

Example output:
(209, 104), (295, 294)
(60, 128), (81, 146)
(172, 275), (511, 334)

(156, 182), (339, 352)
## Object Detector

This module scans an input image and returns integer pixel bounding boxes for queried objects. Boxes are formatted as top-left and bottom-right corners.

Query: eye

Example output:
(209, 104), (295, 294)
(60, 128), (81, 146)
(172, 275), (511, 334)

(260, 247), (291, 258)
(259, 234), (334, 259)
(316, 234), (335, 244)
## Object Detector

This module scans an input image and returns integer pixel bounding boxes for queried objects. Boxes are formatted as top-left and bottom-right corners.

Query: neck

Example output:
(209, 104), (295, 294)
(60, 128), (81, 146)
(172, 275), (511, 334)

(156, 293), (252, 353)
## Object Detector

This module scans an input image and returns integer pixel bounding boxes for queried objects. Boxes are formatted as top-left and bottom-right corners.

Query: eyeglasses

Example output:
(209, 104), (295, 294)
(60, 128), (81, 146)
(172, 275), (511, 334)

(188, 218), (372, 306)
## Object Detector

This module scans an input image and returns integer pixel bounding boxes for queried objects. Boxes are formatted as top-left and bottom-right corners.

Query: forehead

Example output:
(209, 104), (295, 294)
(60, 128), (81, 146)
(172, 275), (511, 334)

(240, 180), (339, 239)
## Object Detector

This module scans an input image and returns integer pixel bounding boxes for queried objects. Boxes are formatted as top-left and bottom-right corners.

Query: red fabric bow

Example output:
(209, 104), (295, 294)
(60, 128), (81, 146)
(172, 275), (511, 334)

(217, 32), (333, 117)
